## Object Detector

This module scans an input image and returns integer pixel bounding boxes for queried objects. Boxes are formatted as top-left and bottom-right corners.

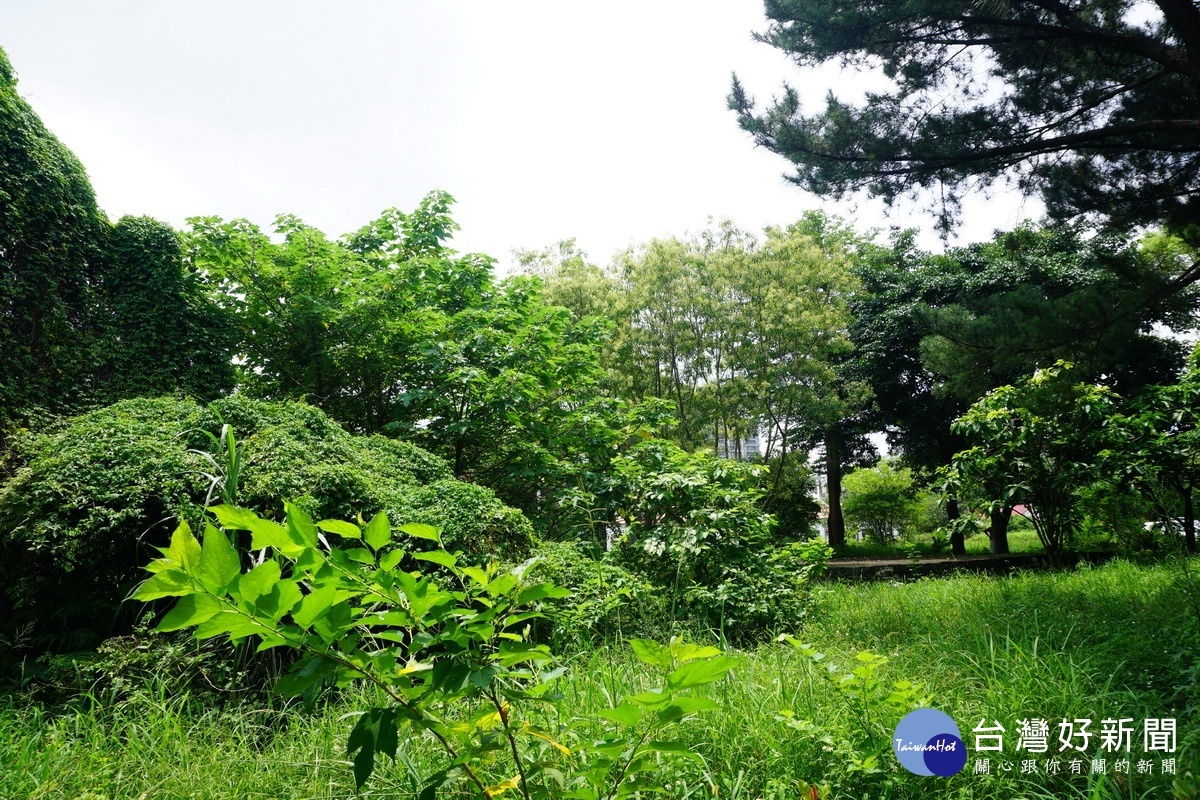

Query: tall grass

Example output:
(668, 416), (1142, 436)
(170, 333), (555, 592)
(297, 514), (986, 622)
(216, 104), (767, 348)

(2, 559), (1194, 799)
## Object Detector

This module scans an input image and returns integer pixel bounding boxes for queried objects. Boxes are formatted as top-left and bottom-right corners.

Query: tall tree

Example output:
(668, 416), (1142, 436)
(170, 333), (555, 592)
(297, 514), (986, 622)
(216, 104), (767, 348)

(731, 0), (1200, 257)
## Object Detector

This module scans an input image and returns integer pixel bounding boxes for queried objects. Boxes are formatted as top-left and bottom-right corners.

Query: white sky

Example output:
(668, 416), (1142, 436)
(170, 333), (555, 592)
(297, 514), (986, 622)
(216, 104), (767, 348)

(0, 1), (1041, 271)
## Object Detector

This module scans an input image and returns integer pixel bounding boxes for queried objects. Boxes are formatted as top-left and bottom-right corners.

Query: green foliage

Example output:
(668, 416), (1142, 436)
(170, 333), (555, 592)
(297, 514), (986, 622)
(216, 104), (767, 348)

(776, 637), (929, 792)
(0, 396), (529, 650)
(524, 541), (667, 648)
(187, 195), (609, 505)
(95, 216), (237, 404)
(0, 47), (106, 427)
(389, 479), (535, 564)
(951, 363), (1124, 554)
(140, 504), (738, 796)
(841, 460), (920, 544)
(758, 454), (820, 542)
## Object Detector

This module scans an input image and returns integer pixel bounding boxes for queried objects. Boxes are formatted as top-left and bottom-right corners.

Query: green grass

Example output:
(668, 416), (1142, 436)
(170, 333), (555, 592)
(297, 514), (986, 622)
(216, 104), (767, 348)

(2, 559), (1196, 799)
(836, 523), (1045, 559)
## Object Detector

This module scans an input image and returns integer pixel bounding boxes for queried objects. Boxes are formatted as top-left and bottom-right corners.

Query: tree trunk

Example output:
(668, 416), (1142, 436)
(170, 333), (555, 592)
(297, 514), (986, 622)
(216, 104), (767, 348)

(825, 428), (845, 548)
(947, 495), (966, 555)
(989, 505), (1012, 555)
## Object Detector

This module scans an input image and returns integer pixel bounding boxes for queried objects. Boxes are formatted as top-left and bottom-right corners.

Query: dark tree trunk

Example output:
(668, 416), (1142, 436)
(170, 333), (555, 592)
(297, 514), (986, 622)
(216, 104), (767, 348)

(989, 505), (1013, 555)
(825, 428), (845, 548)
(947, 494), (966, 556)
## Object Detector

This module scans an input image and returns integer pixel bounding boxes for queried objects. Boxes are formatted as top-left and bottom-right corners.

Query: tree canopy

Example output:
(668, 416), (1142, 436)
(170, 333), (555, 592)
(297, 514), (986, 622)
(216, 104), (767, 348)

(730, 0), (1200, 255)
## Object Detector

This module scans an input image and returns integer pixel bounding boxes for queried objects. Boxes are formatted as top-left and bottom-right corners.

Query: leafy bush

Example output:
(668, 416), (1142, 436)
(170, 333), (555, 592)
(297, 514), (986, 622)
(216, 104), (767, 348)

(841, 459), (920, 544)
(0, 395), (531, 652)
(389, 479), (534, 563)
(524, 540), (667, 647)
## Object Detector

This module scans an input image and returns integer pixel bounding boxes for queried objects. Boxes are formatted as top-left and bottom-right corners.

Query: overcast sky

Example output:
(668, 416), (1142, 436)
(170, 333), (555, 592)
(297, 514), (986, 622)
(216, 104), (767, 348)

(1, 1), (1041, 271)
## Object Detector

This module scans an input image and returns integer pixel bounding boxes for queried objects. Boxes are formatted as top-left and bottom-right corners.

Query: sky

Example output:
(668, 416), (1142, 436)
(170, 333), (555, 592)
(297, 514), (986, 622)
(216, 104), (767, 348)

(0, 1), (1042, 271)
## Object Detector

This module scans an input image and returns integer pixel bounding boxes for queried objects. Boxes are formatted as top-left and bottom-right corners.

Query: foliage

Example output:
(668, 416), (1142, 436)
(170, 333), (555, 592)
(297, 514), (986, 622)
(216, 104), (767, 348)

(841, 460), (920, 544)
(138, 504), (739, 796)
(758, 453), (819, 542)
(776, 637), (929, 792)
(188, 195), (609, 504)
(730, 0), (1200, 243)
(94, 216), (237, 404)
(0, 46), (108, 429)
(0, 396), (530, 651)
(0, 52), (236, 433)
(951, 363), (1123, 554)
(1114, 344), (1200, 552)
(524, 541), (668, 648)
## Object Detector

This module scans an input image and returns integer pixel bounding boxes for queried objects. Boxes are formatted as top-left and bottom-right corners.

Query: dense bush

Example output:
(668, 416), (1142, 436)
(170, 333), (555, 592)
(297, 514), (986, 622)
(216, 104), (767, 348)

(0, 395), (532, 653)
(525, 540), (667, 647)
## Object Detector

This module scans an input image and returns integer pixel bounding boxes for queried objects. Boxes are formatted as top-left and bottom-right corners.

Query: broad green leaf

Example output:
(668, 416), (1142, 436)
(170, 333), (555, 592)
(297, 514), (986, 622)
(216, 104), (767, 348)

(640, 740), (703, 763)
(207, 505), (264, 532)
(655, 696), (720, 722)
(670, 642), (720, 663)
(626, 690), (671, 708)
(666, 655), (740, 690)
(413, 550), (457, 568)
(196, 523), (241, 594)
(364, 512), (391, 551)
(237, 559), (281, 603)
(293, 583), (337, 628)
(258, 579), (302, 622)
(596, 702), (643, 727)
(378, 549), (405, 571)
(347, 708), (399, 790)
(399, 522), (441, 542)
(156, 593), (223, 632)
(516, 582), (571, 604)
(247, 518), (295, 554)
(629, 638), (673, 668)
(132, 569), (192, 601)
(461, 565), (490, 586)
(318, 519), (362, 539)
(285, 502), (320, 548)
(194, 608), (263, 640)
(165, 521), (201, 571)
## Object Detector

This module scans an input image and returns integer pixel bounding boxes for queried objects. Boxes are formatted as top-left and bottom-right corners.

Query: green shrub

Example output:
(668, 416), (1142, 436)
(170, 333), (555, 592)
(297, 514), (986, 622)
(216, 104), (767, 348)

(0, 395), (531, 653)
(389, 478), (535, 563)
(525, 540), (667, 647)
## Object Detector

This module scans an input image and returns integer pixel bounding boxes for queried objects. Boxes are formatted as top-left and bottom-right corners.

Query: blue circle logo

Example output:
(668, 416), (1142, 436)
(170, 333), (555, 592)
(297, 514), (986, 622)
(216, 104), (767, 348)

(893, 708), (967, 776)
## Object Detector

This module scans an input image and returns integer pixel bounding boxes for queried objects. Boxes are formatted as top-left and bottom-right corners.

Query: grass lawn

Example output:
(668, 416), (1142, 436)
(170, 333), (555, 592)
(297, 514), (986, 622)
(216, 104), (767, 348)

(2, 559), (1196, 799)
